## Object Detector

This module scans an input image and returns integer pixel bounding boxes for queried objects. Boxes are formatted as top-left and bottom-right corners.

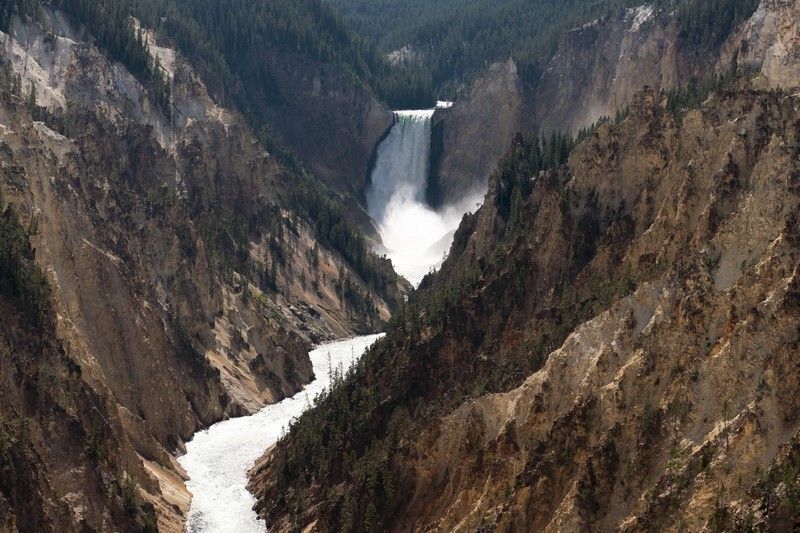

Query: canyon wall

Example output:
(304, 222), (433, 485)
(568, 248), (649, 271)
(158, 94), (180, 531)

(427, 59), (534, 207)
(260, 47), (395, 199)
(254, 82), (800, 531)
(0, 10), (397, 531)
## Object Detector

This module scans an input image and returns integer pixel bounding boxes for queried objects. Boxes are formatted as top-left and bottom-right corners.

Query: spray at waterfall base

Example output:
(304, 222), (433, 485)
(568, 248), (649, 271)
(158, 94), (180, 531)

(367, 108), (484, 286)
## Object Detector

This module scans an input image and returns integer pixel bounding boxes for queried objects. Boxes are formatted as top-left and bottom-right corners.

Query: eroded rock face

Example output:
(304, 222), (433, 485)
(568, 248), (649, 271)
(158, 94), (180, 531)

(532, 5), (687, 135)
(254, 86), (800, 531)
(428, 59), (533, 207)
(431, 0), (800, 207)
(428, 5), (689, 207)
(421, 89), (800, 530)
(0, 12), (394, 531)
(0, 293), (163, 533)
(720, 0), (800, 89)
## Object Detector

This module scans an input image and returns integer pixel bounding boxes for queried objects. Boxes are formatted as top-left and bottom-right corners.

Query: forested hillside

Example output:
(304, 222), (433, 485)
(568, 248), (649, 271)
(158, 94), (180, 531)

(328, 0), (759, 95)
(2, 0), (432, 109)
(133, 0), (432, 110)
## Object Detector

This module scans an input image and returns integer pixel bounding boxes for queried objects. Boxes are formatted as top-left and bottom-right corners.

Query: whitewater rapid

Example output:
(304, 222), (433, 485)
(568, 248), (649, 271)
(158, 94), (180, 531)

(178, 334), (384, 532)
(367, 107), (482, 286)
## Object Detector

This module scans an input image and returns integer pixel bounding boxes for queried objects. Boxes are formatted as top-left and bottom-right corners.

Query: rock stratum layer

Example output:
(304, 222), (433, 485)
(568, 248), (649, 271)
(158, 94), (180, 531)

(0, 9), (398, 532)
(253, 83), (800, 531)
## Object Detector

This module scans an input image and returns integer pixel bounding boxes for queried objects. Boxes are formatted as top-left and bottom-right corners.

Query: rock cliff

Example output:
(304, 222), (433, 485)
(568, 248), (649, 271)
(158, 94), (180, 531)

(431, 0), (799, 207)
(253, 84), (800, 531)
(259, 47), (395, 199)
(719, 0), (800, 89)
(427, 59), (534, 207)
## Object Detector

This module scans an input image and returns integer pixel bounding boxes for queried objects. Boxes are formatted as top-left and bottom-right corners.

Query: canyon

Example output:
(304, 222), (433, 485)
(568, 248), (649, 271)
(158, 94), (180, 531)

(2, 0), (800, 531)
(249, 1), (800, 530)
(254, 81), (800, 532)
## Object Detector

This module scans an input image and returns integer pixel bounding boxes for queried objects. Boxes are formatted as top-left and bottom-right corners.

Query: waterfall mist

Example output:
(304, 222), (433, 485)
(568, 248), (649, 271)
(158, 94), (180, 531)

(367, 109), (483, 286)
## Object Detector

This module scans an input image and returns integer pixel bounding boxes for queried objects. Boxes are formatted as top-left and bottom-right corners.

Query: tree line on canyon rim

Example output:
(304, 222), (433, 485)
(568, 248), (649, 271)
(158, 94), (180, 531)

(329, 0), (758, 97)
(1, 0), (435, 110)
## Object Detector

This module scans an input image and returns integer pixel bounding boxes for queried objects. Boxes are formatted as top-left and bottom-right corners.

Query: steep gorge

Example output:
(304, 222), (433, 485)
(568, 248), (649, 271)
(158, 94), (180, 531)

(3, 0), (800, 531)
(366, 107), (480, 286)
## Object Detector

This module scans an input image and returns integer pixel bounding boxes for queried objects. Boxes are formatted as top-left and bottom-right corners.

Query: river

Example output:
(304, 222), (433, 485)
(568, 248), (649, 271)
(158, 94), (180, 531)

(178, 334), (384, 532)
(179, 104), (476, 532)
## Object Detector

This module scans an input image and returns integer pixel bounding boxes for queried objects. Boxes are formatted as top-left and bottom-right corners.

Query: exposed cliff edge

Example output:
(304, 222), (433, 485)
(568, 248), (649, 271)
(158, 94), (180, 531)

(720, 0), (800, 89)
(252, 83), (800, 531)
(430, 0), (799, 207)
(0, 9), (399, 531)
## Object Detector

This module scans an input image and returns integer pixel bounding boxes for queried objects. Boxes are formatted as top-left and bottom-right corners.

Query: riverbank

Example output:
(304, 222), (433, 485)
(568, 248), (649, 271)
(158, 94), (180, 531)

(178, 334), (384, 532)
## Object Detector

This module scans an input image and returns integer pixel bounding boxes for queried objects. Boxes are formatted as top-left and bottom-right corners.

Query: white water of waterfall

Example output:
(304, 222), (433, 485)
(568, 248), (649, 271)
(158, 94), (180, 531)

(367, 108), (482, 286)
(178, 334), (383, 533)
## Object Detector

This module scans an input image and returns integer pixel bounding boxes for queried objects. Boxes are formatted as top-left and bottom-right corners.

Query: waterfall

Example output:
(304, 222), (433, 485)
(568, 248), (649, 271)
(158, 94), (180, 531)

(367, 110), (435, 220)
(367, 108), (481, 286)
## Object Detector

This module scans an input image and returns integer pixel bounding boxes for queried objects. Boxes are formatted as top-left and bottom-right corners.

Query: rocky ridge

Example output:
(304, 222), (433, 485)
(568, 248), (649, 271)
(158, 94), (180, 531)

(252, 82), (800, 531)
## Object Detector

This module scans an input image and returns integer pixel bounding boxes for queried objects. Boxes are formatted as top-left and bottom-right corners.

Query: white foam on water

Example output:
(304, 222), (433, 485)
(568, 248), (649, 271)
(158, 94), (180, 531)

(179, 334), (384, 533)
(180, 104), (476, 532)
(367, 109), (482, 286)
